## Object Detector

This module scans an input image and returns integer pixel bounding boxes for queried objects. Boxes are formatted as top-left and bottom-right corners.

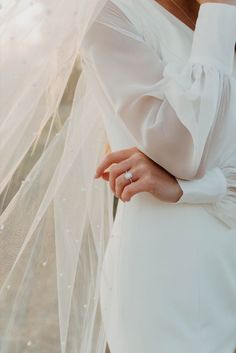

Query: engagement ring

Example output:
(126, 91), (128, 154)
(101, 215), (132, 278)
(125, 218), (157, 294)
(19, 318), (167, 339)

(124, 170), (133, 183)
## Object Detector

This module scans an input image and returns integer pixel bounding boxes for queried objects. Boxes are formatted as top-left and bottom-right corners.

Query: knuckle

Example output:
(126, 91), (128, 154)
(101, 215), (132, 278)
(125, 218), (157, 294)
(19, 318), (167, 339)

(143, 171), (153, 183)
(130, 146), (139, 153)
(132, 152), (143, 163)
(137, 162), (147, 173)
(118, 149), (129, 159)
(109, 165), (117, 177)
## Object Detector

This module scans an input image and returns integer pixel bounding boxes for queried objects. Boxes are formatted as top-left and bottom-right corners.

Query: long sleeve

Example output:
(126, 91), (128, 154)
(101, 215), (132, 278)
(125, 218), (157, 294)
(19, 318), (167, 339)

(205, 154), (236, 228)
(81, 2), (236, 180)
(81, 0), (236, 227)
(177, 167), (227, 204)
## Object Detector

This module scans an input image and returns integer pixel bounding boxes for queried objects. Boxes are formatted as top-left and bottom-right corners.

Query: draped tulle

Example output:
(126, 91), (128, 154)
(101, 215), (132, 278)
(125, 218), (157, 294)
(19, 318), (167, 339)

(0, 1), (114, 352)
(0, 1), (236, 353)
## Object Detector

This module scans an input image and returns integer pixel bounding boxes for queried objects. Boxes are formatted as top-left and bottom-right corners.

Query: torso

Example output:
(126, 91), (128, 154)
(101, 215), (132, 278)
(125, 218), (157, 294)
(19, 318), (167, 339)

(97, 3), (236, 351)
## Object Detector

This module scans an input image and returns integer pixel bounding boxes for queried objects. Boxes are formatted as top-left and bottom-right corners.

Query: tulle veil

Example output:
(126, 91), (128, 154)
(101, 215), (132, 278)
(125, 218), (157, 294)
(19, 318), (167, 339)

(0, 1), (114, 352)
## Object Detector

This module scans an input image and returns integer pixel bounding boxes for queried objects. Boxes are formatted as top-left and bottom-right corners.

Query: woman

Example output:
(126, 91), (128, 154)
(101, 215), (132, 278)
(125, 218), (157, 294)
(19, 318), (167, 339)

(80, 0), (236, 352)
(0, 0), (235, 352)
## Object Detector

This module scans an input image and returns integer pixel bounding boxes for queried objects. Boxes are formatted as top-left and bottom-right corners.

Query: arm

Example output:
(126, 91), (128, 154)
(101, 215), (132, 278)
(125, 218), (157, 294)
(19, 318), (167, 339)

(175, 1), (236, 216)
(82, 1), (236, 226)
(99, 144), (228, 205)
(81, 1), (236, 180)
(175, 157), (236, 228)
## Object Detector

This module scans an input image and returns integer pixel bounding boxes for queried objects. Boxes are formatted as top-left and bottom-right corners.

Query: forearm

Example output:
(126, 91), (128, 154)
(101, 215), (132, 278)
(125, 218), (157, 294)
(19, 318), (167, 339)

(82, 2), (236, 180)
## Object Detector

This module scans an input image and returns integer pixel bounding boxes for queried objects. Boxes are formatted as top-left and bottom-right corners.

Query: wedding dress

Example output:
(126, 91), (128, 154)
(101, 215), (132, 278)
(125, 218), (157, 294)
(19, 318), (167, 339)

(0, 0), (236, 352)
(80, 1), (236, 352)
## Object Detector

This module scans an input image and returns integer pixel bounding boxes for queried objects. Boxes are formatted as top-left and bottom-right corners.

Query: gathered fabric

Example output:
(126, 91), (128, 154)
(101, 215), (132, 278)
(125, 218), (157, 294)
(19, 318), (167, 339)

(81, 0), (236, 228)
(0, 1), (236, 353)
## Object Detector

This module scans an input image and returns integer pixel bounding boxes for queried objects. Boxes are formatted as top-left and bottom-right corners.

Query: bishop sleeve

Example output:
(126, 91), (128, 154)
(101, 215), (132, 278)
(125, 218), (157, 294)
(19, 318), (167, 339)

(81, 2), (236, 180)
(81, 1), (236, 227)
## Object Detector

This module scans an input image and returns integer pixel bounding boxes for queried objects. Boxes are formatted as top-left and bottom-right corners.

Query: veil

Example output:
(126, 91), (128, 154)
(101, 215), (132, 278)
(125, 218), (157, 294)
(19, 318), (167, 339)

(0, 1), (114, 352)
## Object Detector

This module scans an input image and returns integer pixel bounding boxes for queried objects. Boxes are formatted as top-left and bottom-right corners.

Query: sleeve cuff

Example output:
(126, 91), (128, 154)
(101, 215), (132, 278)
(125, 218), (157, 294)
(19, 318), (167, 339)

(190, 3), (236, 75)
(176, 167), (227, 204)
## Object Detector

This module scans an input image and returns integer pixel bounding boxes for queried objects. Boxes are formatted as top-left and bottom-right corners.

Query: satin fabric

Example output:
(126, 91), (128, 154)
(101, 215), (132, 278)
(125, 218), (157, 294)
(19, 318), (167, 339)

(81, 0), (236, 228)
(0, 0), (235, 351)
(81, 1), (236, 351)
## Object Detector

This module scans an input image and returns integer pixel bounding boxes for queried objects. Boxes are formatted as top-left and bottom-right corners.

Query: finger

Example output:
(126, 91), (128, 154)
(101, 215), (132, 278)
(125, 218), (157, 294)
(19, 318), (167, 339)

(95, 147), (138, 178)
(121, 179), (147, 202)
(115, 173), (132, 199)
(101, 172), (109, 181)
(109, 159), (133, 193)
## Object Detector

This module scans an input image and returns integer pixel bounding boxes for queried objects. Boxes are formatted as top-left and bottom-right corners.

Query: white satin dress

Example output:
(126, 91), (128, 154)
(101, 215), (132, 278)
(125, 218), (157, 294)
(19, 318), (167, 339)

(81, 1), (236, 352)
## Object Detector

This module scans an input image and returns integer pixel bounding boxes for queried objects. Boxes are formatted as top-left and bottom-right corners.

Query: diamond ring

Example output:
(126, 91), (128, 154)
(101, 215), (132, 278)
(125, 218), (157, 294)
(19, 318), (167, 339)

(124, 170), (133, 183)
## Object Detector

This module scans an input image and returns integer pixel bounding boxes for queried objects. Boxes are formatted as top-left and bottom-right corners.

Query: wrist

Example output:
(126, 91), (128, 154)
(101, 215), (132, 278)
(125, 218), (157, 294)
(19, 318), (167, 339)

(158, 179), (183, 203)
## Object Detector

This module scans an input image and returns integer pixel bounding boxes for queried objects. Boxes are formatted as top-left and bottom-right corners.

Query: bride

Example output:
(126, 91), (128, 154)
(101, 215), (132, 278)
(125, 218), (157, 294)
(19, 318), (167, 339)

(0, 0), (236, 352)
(81, 0), (236, 351)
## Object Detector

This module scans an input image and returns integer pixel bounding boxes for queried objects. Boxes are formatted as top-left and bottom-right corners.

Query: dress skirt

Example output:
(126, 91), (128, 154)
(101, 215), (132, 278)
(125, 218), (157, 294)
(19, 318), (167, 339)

(100, 193), (236, 353)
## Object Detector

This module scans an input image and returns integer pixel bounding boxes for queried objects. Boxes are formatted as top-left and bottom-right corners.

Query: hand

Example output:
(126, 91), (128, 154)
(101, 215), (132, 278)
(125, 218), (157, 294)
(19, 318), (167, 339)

(197, 0), (236, 4)
(95, 147), (183, 203)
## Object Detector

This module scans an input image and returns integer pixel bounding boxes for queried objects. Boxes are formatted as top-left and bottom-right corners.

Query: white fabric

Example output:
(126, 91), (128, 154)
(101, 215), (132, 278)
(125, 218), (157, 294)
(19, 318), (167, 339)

(81, 0), (236, 228)
(177, 167), (227, 204)
(0, 0), (236, 352)
(190, 3), (236, 75)
(80, 1), (236, 352)
(0, 1), (113, 353)
(101, 194), (236, 353)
